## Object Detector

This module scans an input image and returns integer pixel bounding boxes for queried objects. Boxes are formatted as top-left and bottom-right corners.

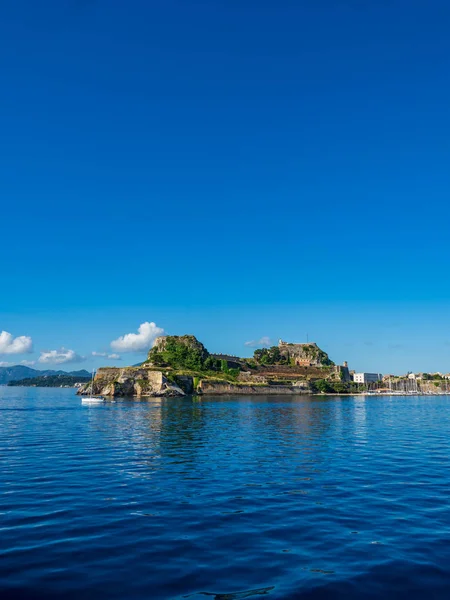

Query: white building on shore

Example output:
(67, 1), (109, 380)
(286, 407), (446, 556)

(353, 372), (382, 384)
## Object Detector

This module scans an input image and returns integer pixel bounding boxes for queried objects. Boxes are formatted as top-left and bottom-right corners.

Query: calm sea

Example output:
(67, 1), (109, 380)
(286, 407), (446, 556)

(2, 387), (450, 599)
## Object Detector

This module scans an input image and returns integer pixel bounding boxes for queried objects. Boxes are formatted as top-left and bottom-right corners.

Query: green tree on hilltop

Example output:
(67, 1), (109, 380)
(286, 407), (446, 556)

(147, 335), (237, 375)
(254, 346), (287, 365)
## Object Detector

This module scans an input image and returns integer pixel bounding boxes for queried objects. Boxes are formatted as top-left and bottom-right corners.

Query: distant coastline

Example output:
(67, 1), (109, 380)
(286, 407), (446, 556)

(8, 374), (90, 388)
(0, 365), (91, 386)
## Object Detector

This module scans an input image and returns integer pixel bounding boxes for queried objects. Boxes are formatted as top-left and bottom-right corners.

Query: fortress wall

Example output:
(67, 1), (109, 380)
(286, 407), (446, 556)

(198, 381), (311, 395)
(95, 368), (121, 382)
(256, 365), (334, 379)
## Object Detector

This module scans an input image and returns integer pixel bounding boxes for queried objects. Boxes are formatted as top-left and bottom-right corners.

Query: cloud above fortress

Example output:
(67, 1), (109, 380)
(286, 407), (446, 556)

(244, 336), (272, 348)
(92, 352), (121, 360)
(111, 321), (165, 353)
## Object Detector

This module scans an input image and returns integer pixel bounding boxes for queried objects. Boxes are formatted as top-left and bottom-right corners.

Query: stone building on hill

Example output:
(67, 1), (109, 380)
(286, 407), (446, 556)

(278, 339), (351, 381)
(278, 340), (331, 367)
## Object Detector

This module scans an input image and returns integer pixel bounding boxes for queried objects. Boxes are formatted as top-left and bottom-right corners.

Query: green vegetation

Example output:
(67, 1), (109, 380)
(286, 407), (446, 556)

(167, 368), (241, 384)
(319, 352), (334, 367)
(302, 345), (334, 366)
(145, 335), (245, 385)
(8, 375), (90, 388)
(147, 335), (213, 370)
(253, 346), (288, 365)
(146, 335), (246, 384)
(422, 373), (445, 381)
(310, 379), (360, 394)
(253, 343), (334, 367)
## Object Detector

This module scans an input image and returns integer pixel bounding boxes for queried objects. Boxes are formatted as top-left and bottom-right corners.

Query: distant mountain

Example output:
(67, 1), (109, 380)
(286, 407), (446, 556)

(8, 374), (91, 388)
(66, 370), (92, 378)
(0, 366), (91, 385)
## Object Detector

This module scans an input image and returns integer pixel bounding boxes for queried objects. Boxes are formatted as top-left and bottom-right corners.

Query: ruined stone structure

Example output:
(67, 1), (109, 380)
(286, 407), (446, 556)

(77, 367), (186, 397)
(278, 340), (331, 367)
(211, 354), (246, 369)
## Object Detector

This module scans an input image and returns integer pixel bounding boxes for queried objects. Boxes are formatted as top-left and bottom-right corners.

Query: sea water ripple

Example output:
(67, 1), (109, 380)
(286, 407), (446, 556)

(1, 388), (450, 599)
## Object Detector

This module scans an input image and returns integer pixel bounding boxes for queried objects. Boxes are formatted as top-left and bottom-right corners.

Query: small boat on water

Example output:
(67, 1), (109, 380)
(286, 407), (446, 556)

(82, 397), (104, 403)
(81, 370), (105, 403)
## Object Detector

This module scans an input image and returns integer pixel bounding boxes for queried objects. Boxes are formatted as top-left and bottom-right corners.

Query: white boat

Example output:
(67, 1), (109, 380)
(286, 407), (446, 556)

(81, 370), (104, 403)
(81, 397), (104, 403)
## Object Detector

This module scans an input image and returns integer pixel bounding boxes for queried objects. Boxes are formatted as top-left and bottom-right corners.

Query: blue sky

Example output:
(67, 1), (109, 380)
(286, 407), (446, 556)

(1, 0), (450, 374)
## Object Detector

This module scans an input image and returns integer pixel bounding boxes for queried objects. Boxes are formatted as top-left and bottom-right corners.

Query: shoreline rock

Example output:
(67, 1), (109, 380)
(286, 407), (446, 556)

(77, 368), (185, 398)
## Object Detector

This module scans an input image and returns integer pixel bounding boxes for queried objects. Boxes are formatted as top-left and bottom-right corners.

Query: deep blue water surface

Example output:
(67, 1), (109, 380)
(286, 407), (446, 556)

(2, 388), (450, 599)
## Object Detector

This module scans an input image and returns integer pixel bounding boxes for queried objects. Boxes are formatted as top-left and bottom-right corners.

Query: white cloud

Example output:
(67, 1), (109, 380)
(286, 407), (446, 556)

(0, 361), (12, 367)
(92, 352), (121, 360)
(20, 360), (36, 367)
(111, 322), (164, 353)
(38, 348), (85, 365)
(245, 336), (272, 348)
(0, 331), (33, 354)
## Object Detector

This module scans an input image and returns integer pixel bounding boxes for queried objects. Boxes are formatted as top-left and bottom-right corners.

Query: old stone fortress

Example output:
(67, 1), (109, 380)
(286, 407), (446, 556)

(276, 339), (380, 383)
(78, 335), (450, 397)
(278, 340), (328, 366)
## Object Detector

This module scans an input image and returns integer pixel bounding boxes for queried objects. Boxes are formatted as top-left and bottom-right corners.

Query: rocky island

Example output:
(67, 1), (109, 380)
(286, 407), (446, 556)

(78, 335), (354, 398)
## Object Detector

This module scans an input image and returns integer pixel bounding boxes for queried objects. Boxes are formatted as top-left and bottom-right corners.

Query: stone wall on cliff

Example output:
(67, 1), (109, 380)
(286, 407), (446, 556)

(198, 380), (311, 395)
(77, 367), (185, 397)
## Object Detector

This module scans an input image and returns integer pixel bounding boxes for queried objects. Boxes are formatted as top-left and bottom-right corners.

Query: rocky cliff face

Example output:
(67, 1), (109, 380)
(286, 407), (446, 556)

(278, 341), (334, 366)
(77, 367), (185, 397)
